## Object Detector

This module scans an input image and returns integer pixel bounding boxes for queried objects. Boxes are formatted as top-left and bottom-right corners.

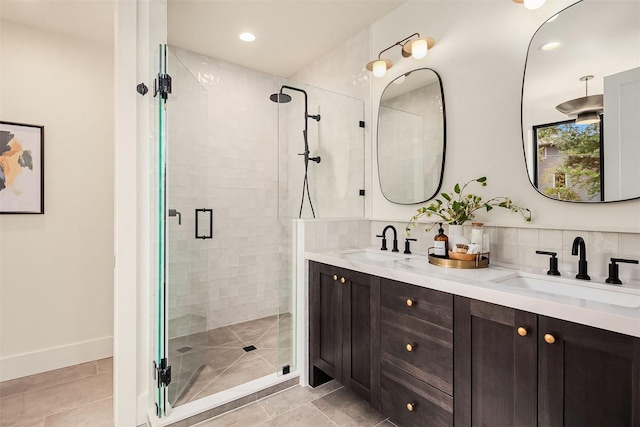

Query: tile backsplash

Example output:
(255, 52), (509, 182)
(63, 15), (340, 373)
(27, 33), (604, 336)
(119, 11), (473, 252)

(300, 219), (640, 284)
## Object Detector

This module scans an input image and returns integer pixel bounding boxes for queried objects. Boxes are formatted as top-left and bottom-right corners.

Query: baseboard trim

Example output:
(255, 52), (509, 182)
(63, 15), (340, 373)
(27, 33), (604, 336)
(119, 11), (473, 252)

(0, 336), (113, 381)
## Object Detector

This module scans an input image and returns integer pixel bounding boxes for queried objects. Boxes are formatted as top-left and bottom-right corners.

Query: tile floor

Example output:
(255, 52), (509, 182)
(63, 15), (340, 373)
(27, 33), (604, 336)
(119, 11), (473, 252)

(0, 359), (395, 427)
(0, 358), (113, 427)
(170, 313), (293, 406)
(0, 314), (294, 426)
(193, 381), (397, 427)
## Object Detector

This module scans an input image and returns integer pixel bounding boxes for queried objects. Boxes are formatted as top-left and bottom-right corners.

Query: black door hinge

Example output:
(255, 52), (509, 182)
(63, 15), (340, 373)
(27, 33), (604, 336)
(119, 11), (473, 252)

(359, 120), (365, 128)
(154, 74), (172, 101)
(154, 358), (172, 388)
(359, 189), (365, 196)
(282, 365), (290, 375)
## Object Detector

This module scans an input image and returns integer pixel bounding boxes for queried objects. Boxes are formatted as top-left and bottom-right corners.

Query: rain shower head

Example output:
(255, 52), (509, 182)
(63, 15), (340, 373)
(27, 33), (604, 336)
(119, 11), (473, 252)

(270, 92), (292, 103)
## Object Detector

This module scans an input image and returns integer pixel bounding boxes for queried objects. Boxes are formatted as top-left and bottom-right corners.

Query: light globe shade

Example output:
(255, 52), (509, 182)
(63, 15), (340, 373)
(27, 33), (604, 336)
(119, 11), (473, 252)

(411, 39), (428, 59)
(524, 0), (545, 10)
(373, 60), (388, 78)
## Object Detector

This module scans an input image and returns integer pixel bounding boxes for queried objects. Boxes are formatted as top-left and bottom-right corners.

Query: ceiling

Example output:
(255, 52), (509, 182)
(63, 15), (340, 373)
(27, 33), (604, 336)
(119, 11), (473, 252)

(1, 0), (406, 78)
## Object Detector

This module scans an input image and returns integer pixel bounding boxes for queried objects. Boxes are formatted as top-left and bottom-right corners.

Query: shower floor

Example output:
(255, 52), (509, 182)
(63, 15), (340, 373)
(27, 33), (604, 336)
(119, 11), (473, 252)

(169, 313), (293, 406)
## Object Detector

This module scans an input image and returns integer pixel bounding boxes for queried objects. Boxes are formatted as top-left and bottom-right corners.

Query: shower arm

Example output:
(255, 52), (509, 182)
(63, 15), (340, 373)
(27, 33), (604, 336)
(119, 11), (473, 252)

(279, 85), (320, 122)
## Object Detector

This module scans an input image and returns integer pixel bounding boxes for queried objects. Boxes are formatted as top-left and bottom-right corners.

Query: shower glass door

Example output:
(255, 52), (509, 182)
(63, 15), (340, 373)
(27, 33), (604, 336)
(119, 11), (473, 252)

(153, 44), (209, 417)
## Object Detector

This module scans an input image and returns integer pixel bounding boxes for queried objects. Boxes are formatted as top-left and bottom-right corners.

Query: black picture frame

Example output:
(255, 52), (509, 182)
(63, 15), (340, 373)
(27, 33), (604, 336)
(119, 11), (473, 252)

(0, 121), (45, 214)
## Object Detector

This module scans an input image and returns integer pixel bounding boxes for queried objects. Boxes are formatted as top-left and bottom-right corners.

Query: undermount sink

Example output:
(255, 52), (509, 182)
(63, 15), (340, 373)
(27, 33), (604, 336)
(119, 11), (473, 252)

(492, 273), (640, 308)
(341, 250), (408, 263)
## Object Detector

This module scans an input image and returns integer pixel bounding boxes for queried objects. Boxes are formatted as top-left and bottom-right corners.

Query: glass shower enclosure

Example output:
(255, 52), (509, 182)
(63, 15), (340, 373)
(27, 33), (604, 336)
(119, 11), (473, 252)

(152, 43), (365, 420)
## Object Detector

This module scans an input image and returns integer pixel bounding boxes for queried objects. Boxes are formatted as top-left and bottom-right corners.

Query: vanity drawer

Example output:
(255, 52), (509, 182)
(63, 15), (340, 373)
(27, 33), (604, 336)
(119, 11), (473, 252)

(380, 278), (453, 328)
(381, 308), (453, 395)
(381, 361), (453, 427)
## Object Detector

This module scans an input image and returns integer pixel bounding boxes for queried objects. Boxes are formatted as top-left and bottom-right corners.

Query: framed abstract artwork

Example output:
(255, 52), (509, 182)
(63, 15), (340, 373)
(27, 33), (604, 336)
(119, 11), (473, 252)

(0, 121), (45, 214)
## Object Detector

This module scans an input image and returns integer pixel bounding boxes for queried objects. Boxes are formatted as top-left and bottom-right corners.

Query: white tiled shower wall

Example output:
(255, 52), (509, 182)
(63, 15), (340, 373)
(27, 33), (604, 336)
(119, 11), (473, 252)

(166, 46), (369, 334)
(300, 219), (640, 284)
(168, 47), (282, 332)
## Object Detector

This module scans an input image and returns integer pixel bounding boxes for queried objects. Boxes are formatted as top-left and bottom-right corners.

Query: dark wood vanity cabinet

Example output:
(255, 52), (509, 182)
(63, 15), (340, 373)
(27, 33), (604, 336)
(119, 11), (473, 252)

(454, 297), (537, 427)
(308, 261), (381, 407)
(538, 316), (640, 426)
(455, 296), (640, 427)
(380, 278), (454, 427)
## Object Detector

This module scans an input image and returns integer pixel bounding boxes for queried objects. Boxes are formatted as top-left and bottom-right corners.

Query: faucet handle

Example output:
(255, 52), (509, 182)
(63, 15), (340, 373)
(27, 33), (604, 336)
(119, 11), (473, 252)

(536, 251), (561, 276)
(376, 234), (388, 251)
(404, 238), (417, 255)
(605, 258), (639, 285)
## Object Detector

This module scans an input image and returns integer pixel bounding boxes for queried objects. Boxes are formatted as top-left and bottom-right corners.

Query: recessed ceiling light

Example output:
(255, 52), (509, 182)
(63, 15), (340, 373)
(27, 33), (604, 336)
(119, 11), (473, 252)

(239, 32), (255, 42)
(540, 41), (560, 51)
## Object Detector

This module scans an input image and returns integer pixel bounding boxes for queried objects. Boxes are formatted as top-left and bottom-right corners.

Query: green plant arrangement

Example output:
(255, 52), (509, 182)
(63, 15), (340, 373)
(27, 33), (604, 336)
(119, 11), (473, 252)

(406, 177), (532, 235)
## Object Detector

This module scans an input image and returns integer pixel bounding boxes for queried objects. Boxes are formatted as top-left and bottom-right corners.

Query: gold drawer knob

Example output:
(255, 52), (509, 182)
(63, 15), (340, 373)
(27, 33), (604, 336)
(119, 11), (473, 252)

(406, 343), (414, 352)
(406, 402), (415, 412)
(406, 299), (414, 307)
(544, 333), (556, 344)
(340, 277), (346, 284)
(517, 327), (528, 337)
(333, 275), (338, 281)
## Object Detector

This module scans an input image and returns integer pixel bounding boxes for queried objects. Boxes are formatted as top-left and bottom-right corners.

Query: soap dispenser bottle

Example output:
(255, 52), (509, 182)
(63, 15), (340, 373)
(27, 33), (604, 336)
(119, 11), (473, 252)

(434, 223), (448, 258)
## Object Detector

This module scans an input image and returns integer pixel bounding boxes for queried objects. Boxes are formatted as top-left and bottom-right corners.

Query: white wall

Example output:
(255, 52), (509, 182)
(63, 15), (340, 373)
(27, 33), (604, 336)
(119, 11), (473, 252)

(0, 21), (114, 381)
(369, 0), (640, 232)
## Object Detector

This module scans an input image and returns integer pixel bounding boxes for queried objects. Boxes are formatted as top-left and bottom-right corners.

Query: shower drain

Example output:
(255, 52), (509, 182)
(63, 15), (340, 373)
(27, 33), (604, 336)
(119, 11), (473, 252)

(176, 346), (192, 354)
(243, 345), (257, 352)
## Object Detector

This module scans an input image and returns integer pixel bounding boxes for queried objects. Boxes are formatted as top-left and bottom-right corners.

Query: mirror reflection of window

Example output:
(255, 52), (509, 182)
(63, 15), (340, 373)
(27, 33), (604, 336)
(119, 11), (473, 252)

(533, 120), (603, 202)
(521, 0), (640, 203)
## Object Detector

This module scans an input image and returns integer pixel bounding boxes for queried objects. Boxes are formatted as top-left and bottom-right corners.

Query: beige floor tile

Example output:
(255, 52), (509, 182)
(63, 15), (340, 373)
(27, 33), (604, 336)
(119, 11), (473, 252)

(257, 382), (343, 418)
(312, 387), (386, 427)
(96, 358), (113, 374)
(194, 352), (275, 399)
(175, 366), (226, 406)
(0, 362), (97, 399)
(258, 403), (335, 427)
(206, 326), (239, 347)
(202, 344), (246, 370)
(195, 402), (269, 427)
(14, 419), (44, 427)
(227, 316), (278, 345)
(0, 372), (112, 427)
(43, 398), (113, 427)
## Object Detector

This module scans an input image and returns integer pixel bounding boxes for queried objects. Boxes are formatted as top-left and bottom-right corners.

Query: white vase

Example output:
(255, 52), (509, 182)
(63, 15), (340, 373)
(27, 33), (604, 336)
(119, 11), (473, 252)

(447, 224), (470, 252)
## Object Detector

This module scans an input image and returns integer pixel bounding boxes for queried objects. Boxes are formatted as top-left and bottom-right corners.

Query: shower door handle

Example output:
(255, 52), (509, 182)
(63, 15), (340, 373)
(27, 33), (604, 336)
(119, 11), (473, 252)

(168, 209), (182, 225)
(195, 208), (213, 239)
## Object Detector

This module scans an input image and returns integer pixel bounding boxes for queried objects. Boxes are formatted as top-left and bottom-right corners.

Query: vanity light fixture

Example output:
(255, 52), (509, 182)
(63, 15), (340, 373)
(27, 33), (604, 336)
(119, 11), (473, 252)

(512, 0), (546, 10)
(555, 75), (603, 125)
(366, 33), (436, 78)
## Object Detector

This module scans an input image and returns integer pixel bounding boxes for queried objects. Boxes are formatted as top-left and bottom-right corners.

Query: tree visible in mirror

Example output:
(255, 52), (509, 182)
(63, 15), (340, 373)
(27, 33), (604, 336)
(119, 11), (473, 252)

(406, 177), (532, 235)
(536, 123), (601, 201)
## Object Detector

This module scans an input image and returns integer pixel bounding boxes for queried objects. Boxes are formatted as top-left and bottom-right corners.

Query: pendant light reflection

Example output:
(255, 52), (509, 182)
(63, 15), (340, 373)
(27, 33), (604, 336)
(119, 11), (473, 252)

(366, 33), (435, 78)
(512, 0), (546, 10)
(555, 75), (603, 125)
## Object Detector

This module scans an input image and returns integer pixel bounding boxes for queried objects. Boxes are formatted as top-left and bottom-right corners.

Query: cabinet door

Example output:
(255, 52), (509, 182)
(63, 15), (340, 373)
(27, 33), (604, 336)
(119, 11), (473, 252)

(538, 316), (640, 426)
(454, 297), (537, 427)
(309, 261), (342, 386)
(342, 269), (381, 408)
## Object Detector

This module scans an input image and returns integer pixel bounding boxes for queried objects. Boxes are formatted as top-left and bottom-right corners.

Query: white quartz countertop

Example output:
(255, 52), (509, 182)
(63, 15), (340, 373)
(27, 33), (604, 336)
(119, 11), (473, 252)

(306, 247), (640, 338)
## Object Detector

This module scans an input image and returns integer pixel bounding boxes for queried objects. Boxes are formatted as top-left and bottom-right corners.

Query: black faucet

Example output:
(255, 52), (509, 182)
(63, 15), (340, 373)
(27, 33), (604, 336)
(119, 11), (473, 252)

(571, 236), (590, 280)
(376, 225), (399, 252)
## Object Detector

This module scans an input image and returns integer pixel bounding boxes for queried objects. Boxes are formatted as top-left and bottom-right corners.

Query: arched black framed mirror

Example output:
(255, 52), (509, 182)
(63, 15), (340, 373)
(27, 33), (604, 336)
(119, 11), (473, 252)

(377, 68), (446, 205)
